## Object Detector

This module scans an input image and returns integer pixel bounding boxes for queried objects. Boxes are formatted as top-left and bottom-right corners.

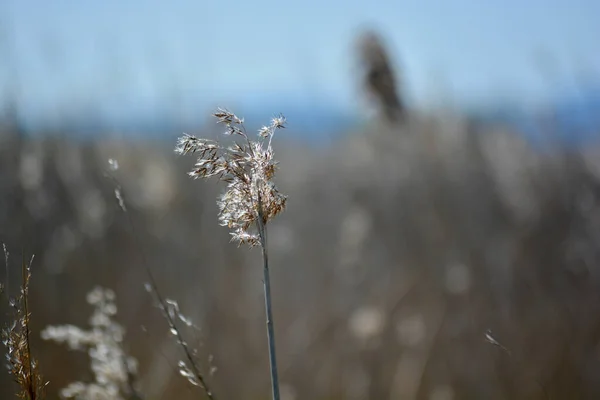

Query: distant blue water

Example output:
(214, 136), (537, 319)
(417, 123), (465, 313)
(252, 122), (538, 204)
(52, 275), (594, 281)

(469, 85), (600, 148)
(14, 94), (359, 144)
(12, 84), (600, 148)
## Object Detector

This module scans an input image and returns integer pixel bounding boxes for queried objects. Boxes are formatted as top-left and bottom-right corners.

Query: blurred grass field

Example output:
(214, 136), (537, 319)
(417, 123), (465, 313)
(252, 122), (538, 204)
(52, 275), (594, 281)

(2, 17), (600, 399)
(2, 100), (600, 399)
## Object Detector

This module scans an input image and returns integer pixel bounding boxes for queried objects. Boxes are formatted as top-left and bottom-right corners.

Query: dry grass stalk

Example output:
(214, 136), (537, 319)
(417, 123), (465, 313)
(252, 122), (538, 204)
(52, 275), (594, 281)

(143, 281), (215, 400)
(176, 108), (287, 400)
(2, 251), (46, 400)
(105, 160), (215, 400)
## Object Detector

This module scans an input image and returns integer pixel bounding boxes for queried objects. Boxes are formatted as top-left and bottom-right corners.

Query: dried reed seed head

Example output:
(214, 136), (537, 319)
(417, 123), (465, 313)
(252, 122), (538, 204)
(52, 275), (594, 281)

(271, 114), (286, 130)
(356, 29), (405, 123)
(175, 109), (287, 247)
(213, 107), (244, 125)
(357, 30), (391, 69)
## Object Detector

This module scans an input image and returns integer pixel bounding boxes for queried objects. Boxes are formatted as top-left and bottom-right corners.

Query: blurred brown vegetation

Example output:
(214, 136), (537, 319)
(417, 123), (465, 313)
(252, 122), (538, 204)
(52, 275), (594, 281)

(2, 105), (600, 399)
(3, 30), (600, 399)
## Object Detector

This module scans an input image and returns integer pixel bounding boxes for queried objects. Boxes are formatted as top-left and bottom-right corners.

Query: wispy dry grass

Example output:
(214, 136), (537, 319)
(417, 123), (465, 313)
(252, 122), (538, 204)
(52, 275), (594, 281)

(2, 250), (46, 400)
(144, 278), (216, 400)
(105, 157), (216, 400)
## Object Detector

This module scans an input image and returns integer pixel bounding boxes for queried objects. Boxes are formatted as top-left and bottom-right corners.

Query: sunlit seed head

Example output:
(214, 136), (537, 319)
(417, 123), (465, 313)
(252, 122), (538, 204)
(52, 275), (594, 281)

(175, 108), (287, 247)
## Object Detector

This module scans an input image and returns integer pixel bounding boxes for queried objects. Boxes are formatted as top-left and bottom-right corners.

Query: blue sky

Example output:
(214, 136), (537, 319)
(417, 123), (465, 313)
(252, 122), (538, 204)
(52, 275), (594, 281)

(2, 0), (600, 127)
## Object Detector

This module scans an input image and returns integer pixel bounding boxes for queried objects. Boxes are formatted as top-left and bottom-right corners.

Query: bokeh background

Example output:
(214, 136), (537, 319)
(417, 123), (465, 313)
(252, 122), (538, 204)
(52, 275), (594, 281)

(2, 0), (600, 399)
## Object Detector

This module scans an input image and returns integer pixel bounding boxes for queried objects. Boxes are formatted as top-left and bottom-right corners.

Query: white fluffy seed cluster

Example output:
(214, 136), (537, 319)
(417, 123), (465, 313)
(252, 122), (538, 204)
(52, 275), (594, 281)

(41, 287), (138, 400)
(175, 108), (287, 247)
